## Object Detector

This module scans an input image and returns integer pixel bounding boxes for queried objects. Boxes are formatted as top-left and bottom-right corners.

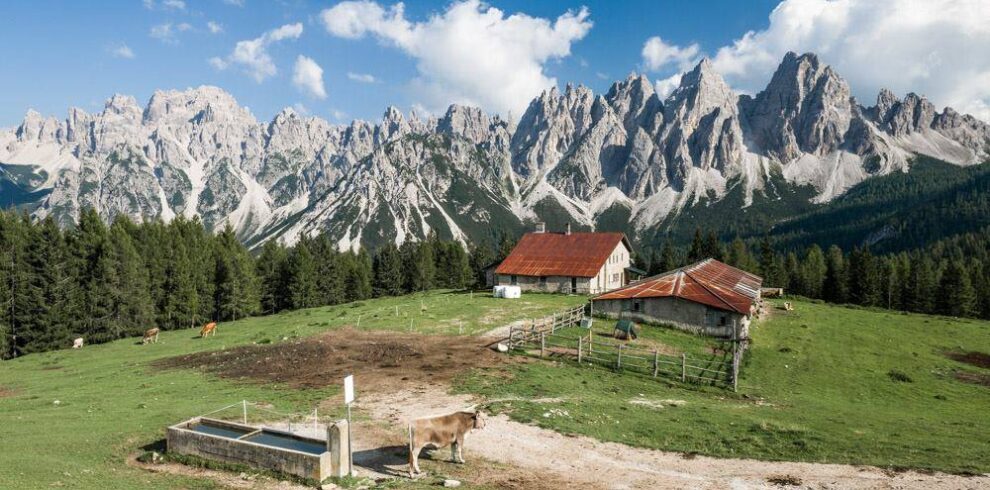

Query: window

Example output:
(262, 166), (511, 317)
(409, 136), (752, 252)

(570, 277), (577, 293)
(539, 276), (547, 287)
(719, 315), (728, 326)
(633, 299), (642, 312)
(510, 275), (517, 285)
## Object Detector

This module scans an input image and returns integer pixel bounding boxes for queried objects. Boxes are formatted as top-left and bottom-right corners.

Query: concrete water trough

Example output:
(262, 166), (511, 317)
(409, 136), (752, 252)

(166, 417), (350, 481)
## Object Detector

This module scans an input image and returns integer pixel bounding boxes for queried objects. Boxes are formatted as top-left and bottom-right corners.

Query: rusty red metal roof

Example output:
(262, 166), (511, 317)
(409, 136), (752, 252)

(494, 232), (629, 278)
(594, 259), (763, 314)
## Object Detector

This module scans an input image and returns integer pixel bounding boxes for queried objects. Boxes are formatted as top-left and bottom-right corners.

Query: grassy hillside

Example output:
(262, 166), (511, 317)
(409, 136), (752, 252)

(460, 298), (990, 474)
(0, 291), (584, 489)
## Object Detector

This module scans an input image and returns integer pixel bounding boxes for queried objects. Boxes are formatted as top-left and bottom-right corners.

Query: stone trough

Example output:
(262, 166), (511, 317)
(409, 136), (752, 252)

(166, 417), (350, 481)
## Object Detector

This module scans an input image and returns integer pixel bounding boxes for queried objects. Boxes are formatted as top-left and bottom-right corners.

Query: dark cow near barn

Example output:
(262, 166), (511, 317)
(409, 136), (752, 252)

(408, 411), (485, 476)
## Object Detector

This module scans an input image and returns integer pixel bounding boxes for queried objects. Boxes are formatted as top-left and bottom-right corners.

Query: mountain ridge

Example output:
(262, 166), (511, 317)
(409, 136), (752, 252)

(2, 51), (989, 250)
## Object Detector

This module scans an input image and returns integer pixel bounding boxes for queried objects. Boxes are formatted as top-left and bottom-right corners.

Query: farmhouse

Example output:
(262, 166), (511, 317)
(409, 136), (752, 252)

(494, 223), (634, 294)
(592, 259), (762, 339)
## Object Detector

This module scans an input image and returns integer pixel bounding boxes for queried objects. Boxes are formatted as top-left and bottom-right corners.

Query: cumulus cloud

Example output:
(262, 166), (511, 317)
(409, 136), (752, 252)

(293, 55), (328, 99)
(347, 72), (378, 83)
(207, 21), (224, 34)
(163, 0), (185, 10)
(641, 36), (700, 72)
(702, 0), (990, 120)
(110, 44), (135, 59)
(222, 0), (244, 6)
(319, 0), (592, 116)
(210, 23), (304, 82)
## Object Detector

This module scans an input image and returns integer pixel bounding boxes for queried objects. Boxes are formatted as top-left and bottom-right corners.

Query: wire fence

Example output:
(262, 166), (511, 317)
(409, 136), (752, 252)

(198, 401), (334, 438)
(507, 306), (740, 390)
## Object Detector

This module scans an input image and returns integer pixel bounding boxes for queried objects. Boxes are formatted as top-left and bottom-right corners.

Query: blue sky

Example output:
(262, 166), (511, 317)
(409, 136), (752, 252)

(1, 0), (988, 127)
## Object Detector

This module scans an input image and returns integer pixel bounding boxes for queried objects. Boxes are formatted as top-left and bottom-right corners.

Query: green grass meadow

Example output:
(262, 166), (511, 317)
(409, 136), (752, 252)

(460, 299), (990, 474)
(0, 290), (584, 489)
(1, 292), (989, 488)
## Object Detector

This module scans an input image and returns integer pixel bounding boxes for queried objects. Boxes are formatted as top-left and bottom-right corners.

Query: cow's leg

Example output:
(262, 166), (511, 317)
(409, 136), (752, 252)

(410, 444), (423, 475)
(450, 440), (458, 462)
(454, 435), (465, 463)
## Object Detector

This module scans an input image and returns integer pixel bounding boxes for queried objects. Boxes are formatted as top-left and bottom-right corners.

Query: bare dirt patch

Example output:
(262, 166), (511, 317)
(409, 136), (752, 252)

(156, 328), (527, 392)
(946, 350), (990, 369)
(0, 385), (17, 398)
(954, 370), (990, 387)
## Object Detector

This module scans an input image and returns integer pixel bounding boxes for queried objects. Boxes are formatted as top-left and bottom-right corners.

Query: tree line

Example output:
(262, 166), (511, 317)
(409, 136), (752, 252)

(0, 209), (510, 358)
(640, 228), (990, 320)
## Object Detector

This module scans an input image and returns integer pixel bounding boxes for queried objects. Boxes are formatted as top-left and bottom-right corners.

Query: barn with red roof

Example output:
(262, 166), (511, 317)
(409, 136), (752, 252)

(494, 223), (636, 294)
(592, 259), (762, 338)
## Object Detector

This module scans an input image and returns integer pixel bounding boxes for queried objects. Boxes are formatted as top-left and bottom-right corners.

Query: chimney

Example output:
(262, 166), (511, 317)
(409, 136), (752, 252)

(565, 222), (571, 235)
(534, 222), (545, 233)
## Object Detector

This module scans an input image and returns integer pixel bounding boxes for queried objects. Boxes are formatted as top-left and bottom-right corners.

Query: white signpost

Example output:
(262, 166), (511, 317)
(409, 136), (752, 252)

(343, 374), (355, 475)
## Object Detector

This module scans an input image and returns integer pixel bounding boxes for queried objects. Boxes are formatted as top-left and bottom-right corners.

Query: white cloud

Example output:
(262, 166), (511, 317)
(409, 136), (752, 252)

(595, 72), (609, 80)
(293, 55), (328, 99)
(150, 22), (191, 43)
(704, 0), (990, 120)
(222, 0), (244, 6)
(163, 0), (185, 10)
(641, 36), (700, 72)
(319, 0), (592, 116)
(110, 44), (135, 59)
(330, 109), (348, 121)
(211, 23), (304, 82)
(207, 21), (224, 34)
(653, 73), (682, 99)
(347, 72), (378, 83)
(292, 103), (311, 116)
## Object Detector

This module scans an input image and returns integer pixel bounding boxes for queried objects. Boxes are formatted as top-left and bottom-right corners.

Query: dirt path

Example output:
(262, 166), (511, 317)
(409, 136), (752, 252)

(358, 385), (990, 490)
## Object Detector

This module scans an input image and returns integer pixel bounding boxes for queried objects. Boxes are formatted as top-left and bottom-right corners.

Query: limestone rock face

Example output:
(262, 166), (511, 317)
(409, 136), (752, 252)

(2, 53), (989, 248)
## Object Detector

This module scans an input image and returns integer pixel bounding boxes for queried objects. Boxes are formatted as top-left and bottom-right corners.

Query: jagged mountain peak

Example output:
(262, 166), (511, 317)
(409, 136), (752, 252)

(3, 51), (990, 250)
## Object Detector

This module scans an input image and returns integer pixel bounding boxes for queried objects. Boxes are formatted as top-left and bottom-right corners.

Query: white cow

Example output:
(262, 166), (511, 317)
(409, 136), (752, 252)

(72, 337), (84, 349)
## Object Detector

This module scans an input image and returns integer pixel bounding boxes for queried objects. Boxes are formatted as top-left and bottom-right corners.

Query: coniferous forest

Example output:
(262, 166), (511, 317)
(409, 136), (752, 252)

(3, 207), (990, 359)
(0, 209), (505, 359)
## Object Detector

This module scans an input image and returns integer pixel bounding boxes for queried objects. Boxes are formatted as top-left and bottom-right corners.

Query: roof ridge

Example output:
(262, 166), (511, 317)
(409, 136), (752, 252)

(682, 267), (742, 314)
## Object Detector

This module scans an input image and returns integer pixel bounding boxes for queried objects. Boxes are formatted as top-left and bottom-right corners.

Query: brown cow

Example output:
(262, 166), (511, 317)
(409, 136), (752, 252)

(142, 328), (159, 344)
(408, 411), (485, 476)
(200, 322), (217, 338)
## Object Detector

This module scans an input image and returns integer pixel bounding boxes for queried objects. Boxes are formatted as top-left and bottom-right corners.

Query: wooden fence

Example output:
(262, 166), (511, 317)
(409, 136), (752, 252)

(507, 306), (738, 390)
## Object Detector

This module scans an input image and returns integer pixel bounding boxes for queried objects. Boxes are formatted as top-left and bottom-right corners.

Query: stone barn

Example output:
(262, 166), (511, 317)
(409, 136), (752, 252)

(592, 259), (762, 339)
(494, 224), (633, 294)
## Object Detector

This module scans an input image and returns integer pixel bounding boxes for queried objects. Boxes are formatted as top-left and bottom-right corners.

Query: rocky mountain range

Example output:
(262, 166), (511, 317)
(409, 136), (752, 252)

(2, 52), (989, 250)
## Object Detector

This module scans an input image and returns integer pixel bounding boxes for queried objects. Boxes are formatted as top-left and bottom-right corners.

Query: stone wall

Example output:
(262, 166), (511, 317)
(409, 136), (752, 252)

(592, 296), (748, 338)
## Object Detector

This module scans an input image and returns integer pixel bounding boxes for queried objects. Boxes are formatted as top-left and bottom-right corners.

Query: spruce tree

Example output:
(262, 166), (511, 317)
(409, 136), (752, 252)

(823, 245), (848, 303)
(688, 229), (705, 263)
(108, 220), (154, 337)
(256, 240), (289, 314)
(373, 244), (404, 297)
(800, 245), (827, 299)
(467, 242), (495, 288)
(937, 260), (976, 317)
(905, 255), (936, 313)
(286, 238), (319, 310)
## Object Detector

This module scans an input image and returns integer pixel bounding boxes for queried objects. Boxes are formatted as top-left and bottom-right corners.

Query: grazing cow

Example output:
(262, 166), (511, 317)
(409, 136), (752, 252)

(408, 411), (485, 476)
(143, 328), (160, 344)
(200, 322), (217, 338)
(72, 337), (84, 349)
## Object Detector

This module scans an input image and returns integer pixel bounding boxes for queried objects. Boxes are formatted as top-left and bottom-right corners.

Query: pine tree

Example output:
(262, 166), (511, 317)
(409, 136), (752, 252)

(311, 234), (344, 306)
(658, 241), (676, 273)
(256, 240), (289, 314)
(373, 244), (404, 297)
(688, 229), (705, 263)
(286, 238), (319, 310)
(108, 219), (153, 337)
(785, 252), (801, 294)
(213, 225), (259, 321)
(467, 242), (495, 288)
(800, 244), (827, 299)
(937, 260), (976, 317)
(727, 238), (758, 274)
(823, 245), (848, 303)
(847, 247), (881, 306)
(704, 231), (723, 261)
(904, 254), (936, 313)
(759, 235), (775, 280)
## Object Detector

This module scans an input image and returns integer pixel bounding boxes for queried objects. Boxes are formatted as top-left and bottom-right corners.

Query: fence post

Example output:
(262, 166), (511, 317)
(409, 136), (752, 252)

(653, 350), (659, 377)
(508, 325), (514, 348)
(732, 341), (740, 392)
(681, 353), (686, 382)
(588, 331), (593, 353)
(616, 344), (622, 369)
(577, 336), (583, 363)
(242, 400), (247, 424)
(540, 332), (546, 358)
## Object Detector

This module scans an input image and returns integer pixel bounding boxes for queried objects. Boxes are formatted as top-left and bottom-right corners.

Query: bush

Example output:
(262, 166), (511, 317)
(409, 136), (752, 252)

(887, 370), (913, 383)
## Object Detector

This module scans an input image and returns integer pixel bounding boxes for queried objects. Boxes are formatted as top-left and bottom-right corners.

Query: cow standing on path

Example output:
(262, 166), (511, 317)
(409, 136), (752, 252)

(408, 411), (486, 476)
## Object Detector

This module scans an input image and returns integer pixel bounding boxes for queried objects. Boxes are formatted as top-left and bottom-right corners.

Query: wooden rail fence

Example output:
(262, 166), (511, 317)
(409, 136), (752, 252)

(507, 305), (738, 390)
